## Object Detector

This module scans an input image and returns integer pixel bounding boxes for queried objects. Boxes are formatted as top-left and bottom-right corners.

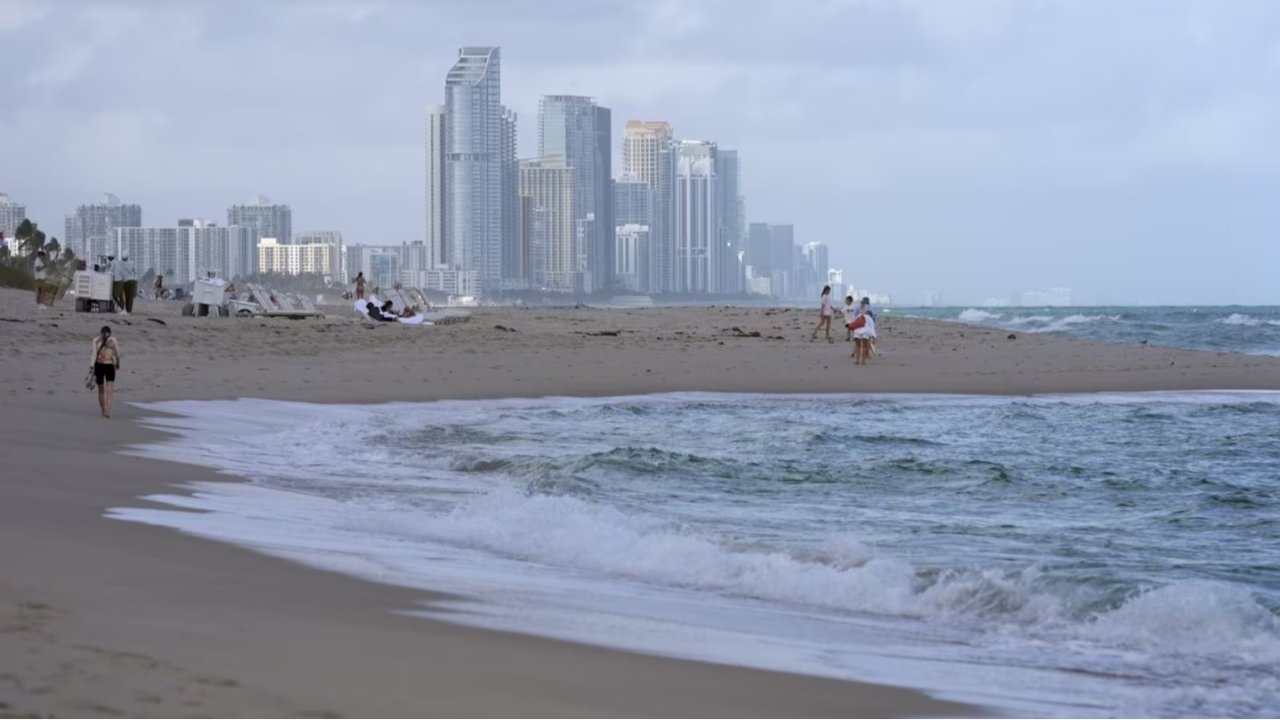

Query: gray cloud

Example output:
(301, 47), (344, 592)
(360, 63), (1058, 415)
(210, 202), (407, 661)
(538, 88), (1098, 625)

(2, 0), (1278, 303)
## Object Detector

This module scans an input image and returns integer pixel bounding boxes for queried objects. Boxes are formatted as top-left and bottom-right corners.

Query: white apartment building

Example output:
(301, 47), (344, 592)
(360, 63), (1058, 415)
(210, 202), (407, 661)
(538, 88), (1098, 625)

(258, 238), (342, 282)
(115, 225), (253, 286)
(519, 157), (576, 292)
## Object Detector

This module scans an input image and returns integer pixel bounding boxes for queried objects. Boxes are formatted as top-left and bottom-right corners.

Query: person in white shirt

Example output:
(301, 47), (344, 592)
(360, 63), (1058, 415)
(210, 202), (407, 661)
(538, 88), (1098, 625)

(108, 256), (125, 312)
(119, 254), (138, 314)
(852, 299), (878, 365)
(841, 295), (857, 342)
(33, 250), (49, 307)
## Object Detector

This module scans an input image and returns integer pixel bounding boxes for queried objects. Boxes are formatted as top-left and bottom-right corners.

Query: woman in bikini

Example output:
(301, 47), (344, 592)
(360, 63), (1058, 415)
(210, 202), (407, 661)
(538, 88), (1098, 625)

(91, 326), (121, 418)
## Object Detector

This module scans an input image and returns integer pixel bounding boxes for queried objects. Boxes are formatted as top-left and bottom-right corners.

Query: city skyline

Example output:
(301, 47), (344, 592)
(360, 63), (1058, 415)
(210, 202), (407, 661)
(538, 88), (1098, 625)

(3, 1), (1279, 304)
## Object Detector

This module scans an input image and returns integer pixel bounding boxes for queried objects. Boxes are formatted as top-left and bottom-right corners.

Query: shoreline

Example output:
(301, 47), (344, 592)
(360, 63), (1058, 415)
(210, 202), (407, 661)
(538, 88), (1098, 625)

(6, 288), (1280, 716)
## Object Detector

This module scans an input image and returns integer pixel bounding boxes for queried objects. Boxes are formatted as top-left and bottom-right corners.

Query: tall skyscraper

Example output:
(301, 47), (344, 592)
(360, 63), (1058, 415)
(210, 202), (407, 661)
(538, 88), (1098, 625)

(770, 224), (797, 299)
(802, 241), (830, 299)
(538, 95), (612, 292)
(444, 46), (510, 293)
(716, 149), (744, 294)
(424, 105), (447, 268)
(614, 174), (653, 290)
(622, 121), (675, 294)
(228, 195), (291, 275)
(622, 121), (673, 183)
(595, 105), (614, 292)
(0, 193), (26, 238)
(66, 194), (142, 261)
(519, 157), (575, 292)
(501, 107), (521, 287)
(673, 140), (720, 295)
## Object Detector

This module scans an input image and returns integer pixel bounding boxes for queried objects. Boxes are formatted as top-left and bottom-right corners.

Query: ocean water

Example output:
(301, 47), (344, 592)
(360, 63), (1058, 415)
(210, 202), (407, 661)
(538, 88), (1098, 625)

(900, 306), (1280, 356)
(113, 393), (1280, 717)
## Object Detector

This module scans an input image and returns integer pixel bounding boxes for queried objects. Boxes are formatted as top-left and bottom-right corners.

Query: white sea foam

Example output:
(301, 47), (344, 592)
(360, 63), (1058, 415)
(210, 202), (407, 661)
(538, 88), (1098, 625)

(112, 394), (1280, 718)
(1220, 312), (1280, 328)
(958, 308), (1003, 323)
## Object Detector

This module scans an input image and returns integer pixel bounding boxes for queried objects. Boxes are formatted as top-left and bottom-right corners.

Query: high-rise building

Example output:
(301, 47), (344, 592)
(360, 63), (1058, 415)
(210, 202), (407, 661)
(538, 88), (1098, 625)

(538, 95), (612, 292)
(623, 121), (675, 294)
(595, 105), (614, 292)
(519, 157), (575, 292)
(501, 108), (521, 288)
(746, 223), (773, 278)
(444, 46), (511, 294)
(622, 121), (673, 183)
(66, 194), (142, 261)
(294, 231), (346, 283)
(115, 224), (253, 287)
(258, 238), (343, 282)
(615, 224), (648, 292)
(518, 196), (547, 287)
(614, 174), (653, 227)
(0, 193), (26, 238)
(802, 241), (830, 299)
(768, 224), (796, 298)
(614, 174), (653, 290)
(673, 140), (720, 295)
(424, 105), (447, 268)
(716, 149), (744, 294)
(228, 195), (291, 275)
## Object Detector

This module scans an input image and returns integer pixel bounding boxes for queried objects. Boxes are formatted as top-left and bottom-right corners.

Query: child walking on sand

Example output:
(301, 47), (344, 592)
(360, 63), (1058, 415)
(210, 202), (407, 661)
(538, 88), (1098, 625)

(810, 285), (835, 343)
(842, 295), (856, 342)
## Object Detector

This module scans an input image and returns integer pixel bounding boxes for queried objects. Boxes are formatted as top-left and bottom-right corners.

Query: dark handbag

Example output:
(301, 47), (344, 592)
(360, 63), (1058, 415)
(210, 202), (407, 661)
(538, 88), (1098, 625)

(85, 367), (96, 390)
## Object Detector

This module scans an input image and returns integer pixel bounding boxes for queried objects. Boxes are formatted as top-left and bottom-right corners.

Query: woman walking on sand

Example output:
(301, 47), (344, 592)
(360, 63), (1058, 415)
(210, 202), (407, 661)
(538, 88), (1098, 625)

(354, 272), (366, 300)
(91, 326), (121, 418)
(810, 285), (835, 342)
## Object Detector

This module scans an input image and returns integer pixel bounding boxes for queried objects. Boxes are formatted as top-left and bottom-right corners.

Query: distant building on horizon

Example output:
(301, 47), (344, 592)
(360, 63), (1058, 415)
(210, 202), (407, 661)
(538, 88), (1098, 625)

(672, 140), (720, 294)
(716, 149), (745, 295)
(519, 157), (575, 292)
(440, 46), (518, 295)
(622, 121), (674, 294)
(424, 105), (447, 270)
(293, 231), (346, 283)
(258, 237), (343, 283)
(66, 194), (142, 262)
(614, 174), (653, 291)
(228, 196), (291, 273)
(0, 193), (26, 239)
(743, 223), (802, 299)
(115, 224), (254, 287)
(538, 95), (613, 293)
(1021, 287), (1073, 306)
(802, 241), (829, 299)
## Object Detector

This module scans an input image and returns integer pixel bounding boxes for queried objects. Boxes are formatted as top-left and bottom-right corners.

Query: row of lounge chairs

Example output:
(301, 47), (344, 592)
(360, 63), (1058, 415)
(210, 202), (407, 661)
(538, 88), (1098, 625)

(242, 283), (325, 318)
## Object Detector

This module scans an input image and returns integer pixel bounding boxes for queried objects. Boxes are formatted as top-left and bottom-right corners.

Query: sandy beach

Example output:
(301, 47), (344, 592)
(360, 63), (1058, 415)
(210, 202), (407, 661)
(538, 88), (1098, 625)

(4, 286), (1280, 718)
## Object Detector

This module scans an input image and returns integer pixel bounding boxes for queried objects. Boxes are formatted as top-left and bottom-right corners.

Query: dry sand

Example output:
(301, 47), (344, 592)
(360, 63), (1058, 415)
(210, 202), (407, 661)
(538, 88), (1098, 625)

(3, 286), (1279, 718)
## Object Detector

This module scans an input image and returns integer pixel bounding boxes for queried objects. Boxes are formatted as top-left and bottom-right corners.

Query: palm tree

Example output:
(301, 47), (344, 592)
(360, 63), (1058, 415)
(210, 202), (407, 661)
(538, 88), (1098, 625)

(14, 219), (46, 258)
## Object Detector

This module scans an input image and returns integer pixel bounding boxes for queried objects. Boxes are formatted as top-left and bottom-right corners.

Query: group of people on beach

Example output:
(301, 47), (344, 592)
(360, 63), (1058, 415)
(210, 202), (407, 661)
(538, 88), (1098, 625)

(812, 286), (878, 364)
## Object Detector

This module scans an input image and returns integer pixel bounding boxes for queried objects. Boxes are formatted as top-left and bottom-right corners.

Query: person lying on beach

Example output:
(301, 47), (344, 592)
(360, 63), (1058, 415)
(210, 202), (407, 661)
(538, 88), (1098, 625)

(366, 300), (398, 322)
(399, 305), (420, 319)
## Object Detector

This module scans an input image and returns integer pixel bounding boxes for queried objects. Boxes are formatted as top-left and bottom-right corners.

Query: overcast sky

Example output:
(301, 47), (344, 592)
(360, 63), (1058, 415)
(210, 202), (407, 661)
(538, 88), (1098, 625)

(3, 0), (1278, 304)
